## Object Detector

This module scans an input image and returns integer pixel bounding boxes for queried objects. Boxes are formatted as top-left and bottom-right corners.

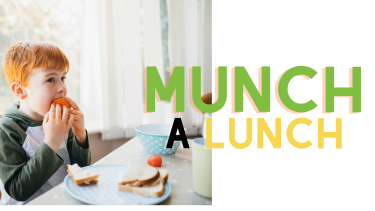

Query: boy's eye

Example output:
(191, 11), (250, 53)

(62, 77), (66, 82)
(47, 78), (55, 82)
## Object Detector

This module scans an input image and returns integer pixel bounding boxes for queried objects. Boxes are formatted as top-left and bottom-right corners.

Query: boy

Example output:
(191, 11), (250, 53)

(0, 41), (91, 205)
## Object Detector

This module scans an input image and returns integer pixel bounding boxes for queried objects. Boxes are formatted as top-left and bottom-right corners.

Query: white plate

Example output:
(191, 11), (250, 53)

(64, 164), (171, 205)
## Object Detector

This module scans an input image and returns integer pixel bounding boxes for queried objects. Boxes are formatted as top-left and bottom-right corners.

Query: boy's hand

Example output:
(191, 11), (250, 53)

(64, 97), (87, 145)
(43, 103), (74, 153)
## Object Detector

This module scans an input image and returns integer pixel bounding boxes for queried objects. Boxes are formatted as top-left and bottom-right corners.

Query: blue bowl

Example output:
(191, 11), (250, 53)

(134, 124), (181, 154)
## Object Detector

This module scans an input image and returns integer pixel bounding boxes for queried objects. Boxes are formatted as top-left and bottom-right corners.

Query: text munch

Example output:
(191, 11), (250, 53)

(144, 66), (361, 114)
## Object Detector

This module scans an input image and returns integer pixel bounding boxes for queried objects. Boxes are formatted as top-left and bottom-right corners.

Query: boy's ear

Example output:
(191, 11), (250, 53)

(11, 82), (27, 100)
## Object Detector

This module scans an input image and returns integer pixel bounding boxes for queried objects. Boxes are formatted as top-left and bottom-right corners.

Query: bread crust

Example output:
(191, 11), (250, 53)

(163, 172), (169, 182)
(139, 170), (160, 185)
(67, 167), (99, 186)
(117, 183), (165, 198)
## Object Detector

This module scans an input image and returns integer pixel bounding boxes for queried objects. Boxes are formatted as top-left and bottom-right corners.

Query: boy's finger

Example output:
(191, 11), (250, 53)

(43, 112), (49, 124)
(67, 109), (80, 115)
(62, 106), (68, 123)
(55, 103), (62, 120)
(64, 97), (80, 110)
(49, 103), (56, 120)
(67, 111), (79, 121)
(68, 114), (74, 127)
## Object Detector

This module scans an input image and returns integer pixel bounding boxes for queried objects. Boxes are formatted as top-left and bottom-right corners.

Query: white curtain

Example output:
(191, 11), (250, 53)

(81, 0), (211, 140)
(81, 0), (125, 140)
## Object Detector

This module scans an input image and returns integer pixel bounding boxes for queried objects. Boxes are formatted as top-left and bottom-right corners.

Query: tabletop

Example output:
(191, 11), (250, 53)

(27, 137), (212, 205)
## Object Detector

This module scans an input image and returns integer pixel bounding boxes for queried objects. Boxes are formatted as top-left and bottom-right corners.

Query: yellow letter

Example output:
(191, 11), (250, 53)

(206, 118), (224, 148)
(287, 118), (313, 149)
(318, 118), (342, 149)
(229, 118), (252, 149)
(257, 118), (281, 148)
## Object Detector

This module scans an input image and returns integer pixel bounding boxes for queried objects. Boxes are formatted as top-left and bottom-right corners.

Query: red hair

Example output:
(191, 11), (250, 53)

(3, 41), (70, 87)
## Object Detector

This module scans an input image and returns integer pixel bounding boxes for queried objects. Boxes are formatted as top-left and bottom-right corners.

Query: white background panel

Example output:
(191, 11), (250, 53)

(213, 0), (375, 210)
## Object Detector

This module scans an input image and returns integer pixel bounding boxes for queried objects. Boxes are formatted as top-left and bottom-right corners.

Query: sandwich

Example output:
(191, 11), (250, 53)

(67, 164), (99, 186)
(118, 164), (169, 197)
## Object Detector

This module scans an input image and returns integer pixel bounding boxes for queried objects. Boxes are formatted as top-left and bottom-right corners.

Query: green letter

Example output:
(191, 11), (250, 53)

(191, 66), (227, 113)
(146, 66), (184, 112)
(325, 67), (361, 112)
(234, 66), (270, 112)
(277, 66), (317, 112)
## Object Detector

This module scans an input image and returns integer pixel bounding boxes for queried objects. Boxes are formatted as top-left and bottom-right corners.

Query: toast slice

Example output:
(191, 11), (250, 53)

(67, 164), (99, 186)
(118, 168), (169, 197)
(118, 164), (160, 186)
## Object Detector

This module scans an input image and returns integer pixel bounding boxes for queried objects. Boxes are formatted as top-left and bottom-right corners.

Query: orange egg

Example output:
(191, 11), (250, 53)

(52, 98), (71, 108)
(147, 155), (162, 167)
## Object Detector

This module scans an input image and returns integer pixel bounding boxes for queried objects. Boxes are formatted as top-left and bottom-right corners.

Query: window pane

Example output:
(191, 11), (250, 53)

(0, 0), (81, 112)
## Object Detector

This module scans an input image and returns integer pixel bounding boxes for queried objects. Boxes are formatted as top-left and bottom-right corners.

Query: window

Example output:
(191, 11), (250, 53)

(160, 0), (170, 82)
(0, 0), (81, 112)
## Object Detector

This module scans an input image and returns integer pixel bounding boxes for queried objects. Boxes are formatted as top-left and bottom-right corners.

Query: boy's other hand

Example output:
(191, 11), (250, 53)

(43, 103), (74, 153)
(64, 97), (87, 145)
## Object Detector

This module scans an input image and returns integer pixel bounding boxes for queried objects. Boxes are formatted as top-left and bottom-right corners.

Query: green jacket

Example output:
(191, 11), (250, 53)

(0, 102), (91, 203)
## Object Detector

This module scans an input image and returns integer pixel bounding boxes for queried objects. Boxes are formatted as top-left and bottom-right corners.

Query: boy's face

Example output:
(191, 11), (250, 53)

(25, 67), (67, 117)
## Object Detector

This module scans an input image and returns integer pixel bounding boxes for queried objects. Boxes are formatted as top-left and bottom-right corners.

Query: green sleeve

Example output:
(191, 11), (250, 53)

(0, 119), (64, 201)
(66, 129), (91, 167)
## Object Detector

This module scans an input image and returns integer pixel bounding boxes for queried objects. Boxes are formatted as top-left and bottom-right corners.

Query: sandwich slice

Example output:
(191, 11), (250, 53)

(67, 164), (99, 186)
(118, 166), (169, 197)
(118, 164), (160, 186)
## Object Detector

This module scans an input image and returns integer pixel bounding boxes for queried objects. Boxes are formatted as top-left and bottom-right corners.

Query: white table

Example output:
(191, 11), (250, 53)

(27, 137), (212, 205)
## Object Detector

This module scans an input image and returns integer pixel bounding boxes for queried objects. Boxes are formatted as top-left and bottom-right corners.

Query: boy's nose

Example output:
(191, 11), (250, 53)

(57, 81), (67, 94)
